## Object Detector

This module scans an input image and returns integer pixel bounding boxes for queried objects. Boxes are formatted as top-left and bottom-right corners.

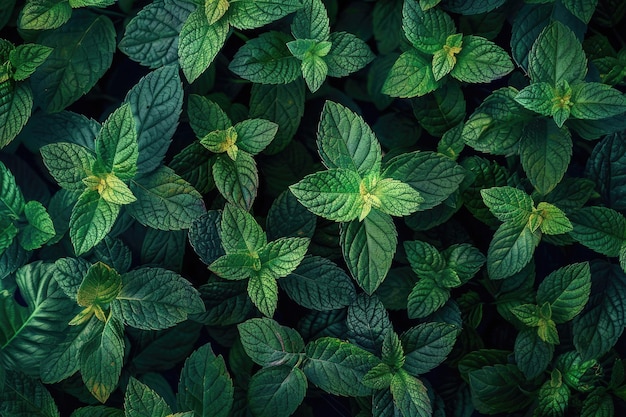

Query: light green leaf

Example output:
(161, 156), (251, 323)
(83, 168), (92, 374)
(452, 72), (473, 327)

(451, 35), (513, 83)
(569, 206), (626, 257)
(402, 322), (459, 376)
(259, 237), (309, 279)
(220, 203), (266, 255)
(76, 262), (121, 312)
(9, 44), (53, 81)
(128, 166), (206, 230)
(514, 82), (555, 116)
(229, 31), (301, 84)
(363, 362), (394, 390)
(88, 173), (136, 205)
(247, 272), (279, 317)
(382, 150), (465, 210)
(432, 41), (459, 81)
(570, 82), (626, 120)
(346, 294), (393, 355)
(237, 317), (304, 367)
(324, 32), (374, 78)
(17, 0), (71, 30)
(124, 377), (172, 417)
(406, 278), (449, 319)
(124, 65), (183, 176)
(68, 0), (115, 7)
(301, 54), (328, 92)
(402, 0), (455, 54)
(0, 161), (25, 218)
(119, 0), (195, 69)
(209, 253), (258, 280)
(213, 152), (259, 211)
(280, 256), (356, 311)
(176, 344), (233, 417)
(227, 0), (302, 30)
(21, 200), (55, 251)
(289, 168), (363, 222)
(487, 222), (541, 280)
(178, 8), (229, 83)
(537, 262), (591, 324)
(291, 0), (330, 41)
(95, 103), (137, 179)
(390, 370), (432, 417)
(371, 178), (423, 217)
(0, 370), (60, 417)
(341, 210), (397, 294)
(40, 143), (95, 191)
(247, 366), (307, 417)
(404, 240), (445, 279)
(114, 267), (204, 330)
(382, 49), (439, 98)
(536, 202), (573, 235)
(187, 94), (231, 138)
(30, 11), (115, 113)
(0, 81), (33, 149)
(317, 101), (382, 176)
(480, 186), (533, 224)
(80, 309), (124, 403)
(303, 337), (378, 397)
(519, 118), (572, 195)
(234, 119), (278, 155)
(205, 0), (229, 24)
(527, 21), (587, 85)
(69, 189), (119, 256)
(536, 370), (570, 417)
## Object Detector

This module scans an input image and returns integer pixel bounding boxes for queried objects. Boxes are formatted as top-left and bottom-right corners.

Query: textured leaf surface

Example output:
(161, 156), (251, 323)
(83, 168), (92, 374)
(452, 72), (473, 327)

(40, 143), (95, 191)
(0, 161), (25, 217)
(70, 189), (119, 256)
(389, 370), (431, 417)
(569, 207), (626, 257)
(0, 81), (33, 148)
(247, 272), (279, 317)
(9, 44), (54, 81)
(346, 294), (392, 355)
(469, 364), (531, 414)
(96, 103), (137, 179)
(382, 50), (439, 98)
(487, 222), (540, 280)
(247, 366), (307, 417)
(451, 36), (513, 83)
(587, 132), (626, 211)
(259, 237), (309, 279)
(480, 186), (533, 224)
(324, 32), (374, 78)
(237, 317), (304, 367)
(17, 0), (71, 30)
(406, 278), (449, 319)
(212, 153), (259, 211)
(228, 0), (302, 30)
(402, 322), (459, 376)
(291, 0), (330, 41)
(220, 203), (266, 255)
(124, 377), (172, 417)
(0, 370), (60, 417)
(537, 262), (591, 324)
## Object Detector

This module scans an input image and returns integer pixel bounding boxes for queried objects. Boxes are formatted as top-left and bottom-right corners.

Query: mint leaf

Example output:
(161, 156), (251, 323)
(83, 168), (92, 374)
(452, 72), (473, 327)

(382, 50), (439, 98)
(234, 119), (278, 155)
(114, 267), (204, 330)
(406, 277), (449, 319)
(0, 219), (18, 254)
(469, 364), (531, 414)
(402, 322), (459, 376)
(209, 253), (258, 280)
(480, 186), (533, 224)
(21, 200), (55, 250)
(535, 202), (573, 235)
(124, 377), (172, 417)
(514, 327), (553, 379)
(18, 0), (71, 30)
(227, 0), (302, 30)
(562, 0), (598, 23)
(537, 262), (591, 324)
(259, 237), (309, 279)
(128, 166), (206, 230)
(40, 143), (95, 191)
(405, 240), (445, 279)
(346, 294), (392, 355)
(220, 204), (266, 254)
(178, 8), (229, 83)
(119, 0), (194, 68)
(570, 82), (626, 120)
(569, 206), (626, 257)
(402, 0), (455, 54)
(187, 94), (231, 138)
(248, 272), (279, 317)
(237, 317), (304, 367)
(586, 131), (626, 211)
(390, 370), (431, 417)
(0, 161), (25, 217)
(70, 189), (119, 256)
(0, 81), (33, 148)
(177, 344), (233, 417)
(9, 43), (53, 81)
(371, 178), (423, 217)
(324, 32), (374, 78)
(341, 210), (397, 294)
(514, 82), (555, 116)
(213, 152), (258, 211)
(527, 21), (588, 85)
(205, 0), (229, 25)
(291, 0), (330, 41)
(300, 54), (327, 92)
(536, 370), (570, 417)
(95, 103), (137, 180)
(451, 35), (513, 83)
(229, 31), (301, 84)
(303, 337), (378, 397)
(317, 101), (382, 176)
(289, 168), (363, 222)
(247, 366), (307, 417)
(487, 222), (541, 280)
(31, 11), (115, 113)
(0, 370), (61, 417)
(76, 262), (121, 314)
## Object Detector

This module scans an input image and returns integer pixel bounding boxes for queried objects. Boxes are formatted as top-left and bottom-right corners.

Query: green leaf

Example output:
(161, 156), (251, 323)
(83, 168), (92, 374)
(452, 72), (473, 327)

(445, 243), (486, 282)
(70, 189), (119, 256)
(187, 94), (231, 138)
(0, 219), (18, 254)
(412, 81), (466, 138)
(487, 222), (541, 280)
(0, 81), (33, 149)
(527, 21), (587, 85)
(195, 280), (253, 326)
(76, 262), (121, 314)
(247, 366), (307, 417)
(362, 362), (394, 390)
(30, 11), (115, 113)
(247, 272), (279, 317)
(451, 35), (513, 83)
(514, 328), (553, 379)
(586, 132), (626, 210)
(114, 268), (204, 330)
(562, 0), (598, 23)
(178, 8), (229, 83)
(382, 150), (465, 210)
(259, 237), (309, 279)
(234, 119), (278, 155)
(569, 207), (626, 257)
(124, 65), (183, 176)
(324, 32), (374, 78)
(402, 322), (459, 376)
(291, 0), (330, 41)
(0, 161), (25, 218)
(402, 0), (455, 54)
(301, 54), (327, 92)
(373, 0), (403, 54)
(128, 166), (206, 230)
(536, 202), (573, 235)
(0, 370), (60, 417)
(237, 317), (304, 367)
(317, 101), (382, 176)
(406, 278), (449, 319)
(570, 82), (626, 120)
(9, 44), (53, 81)
(17, 0), (71, 30)
(340, 210), (397, 294)
(382, 50), (439, 98)
(389, 370), (431, 417)
(480, 186), (533, 224)
(80, 309), (124, 403)
(209, 253), (258, 280)
(581, 388), (615, 417)
(432, 35), (461, 81)
(95, 103), (137, 179)
(188, 211), (224, 266)
(439, 0), (506, 14)
(404, 240), (445, 279)
(119, 0), (195, 68)
(289, 168), (363, 222)
(124, 377), (173, 417)
(303, 337), (378, 397)
(212, 152), (258, 211)
(229, 31), (301, 84)
(468, 364), (531, 414)
(69, 405), (124, 417)
(266, 190), (316, 240)
(369, 178), (423, 217)
(514, 82), (555, 116)
(227, 0), (302, 30)
(346, 294), (393, 355)
(40, 143), (96, 191)
(280, 255), (356, 311)
(220, 203), (266, 255)
(537, 262), (591, 323)
(519, 118), (572, 195)
(177, 343), (233, 417)
(205, 0), (229, 25)
(536, 370), (570, 417)
(21, 200), (55, 250)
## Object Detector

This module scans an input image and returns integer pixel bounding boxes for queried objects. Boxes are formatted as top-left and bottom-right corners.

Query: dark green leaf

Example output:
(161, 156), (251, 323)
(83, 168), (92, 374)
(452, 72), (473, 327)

(487, 222), (541, 280)
(0, 80), (33, 148)
(247, 366), (307, 417)
(537, 262), (591, 324)
(124, 377), (172, 417)
(0, 370), (60, 417)
(406, 278), (449, 319)
(586, 131), (626, 211)
(468, 364), (531, 414)
(324, 32), (374, 78)
(514, 328), (553, 379)
(17, 0), (71, 30)
(569, 207), (626, 257)
(402, 322), (459, 376)
(389, 370), (431, 417)
(69, 189), (119, 256)
(237, 317), (304, 367)
(227, 0), (302, 30)
(346, 294), (392, 355)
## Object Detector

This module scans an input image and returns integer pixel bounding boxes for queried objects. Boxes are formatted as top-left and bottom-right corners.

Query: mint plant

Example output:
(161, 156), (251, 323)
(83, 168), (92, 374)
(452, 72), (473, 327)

(2, 0), (626, 416)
